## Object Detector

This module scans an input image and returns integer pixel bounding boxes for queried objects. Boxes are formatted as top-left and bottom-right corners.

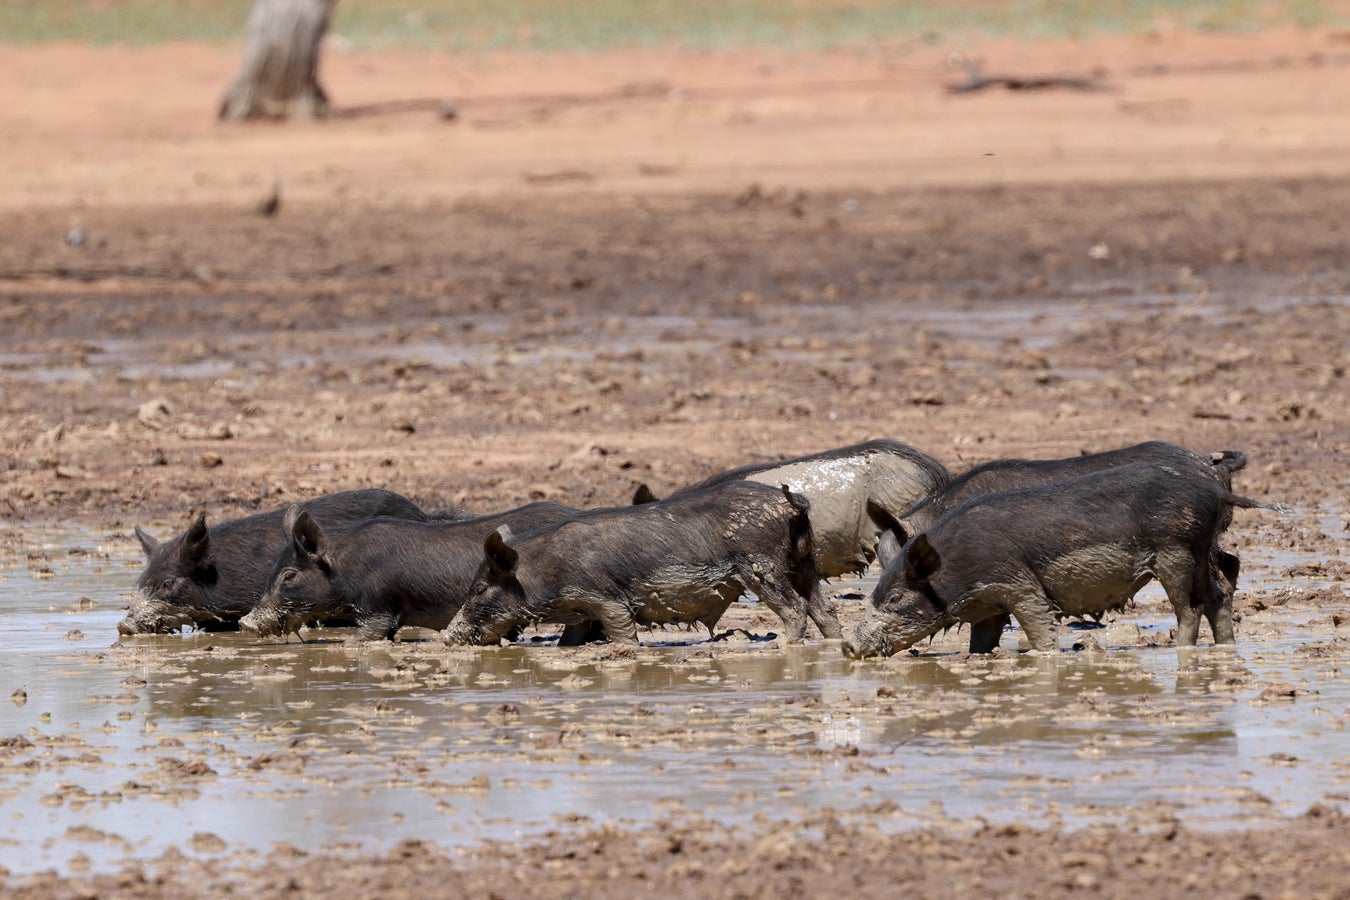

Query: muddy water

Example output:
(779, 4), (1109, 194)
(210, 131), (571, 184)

(2, 291), (1331, 386)
(0, 525), (1346, 877)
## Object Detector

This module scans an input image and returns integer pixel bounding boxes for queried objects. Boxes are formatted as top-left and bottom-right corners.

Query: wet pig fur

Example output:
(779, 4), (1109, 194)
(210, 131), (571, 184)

(887, 441), (1248, 540)
(443, 481), (840, 647)
(119, 489), (450, 635)
(844, 462), (1277, 658)
(873, 440), (1251, 644)
(633, 439), (951, 578)
(240, 501), (577, 641)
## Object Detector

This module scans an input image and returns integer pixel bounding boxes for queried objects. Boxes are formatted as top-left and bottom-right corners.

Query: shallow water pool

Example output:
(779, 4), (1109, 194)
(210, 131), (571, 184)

(0, 526), (1346, 877)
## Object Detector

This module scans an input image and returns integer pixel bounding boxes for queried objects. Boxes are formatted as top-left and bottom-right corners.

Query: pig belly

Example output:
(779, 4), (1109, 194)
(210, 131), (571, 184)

(625, 563), (746, 626)
(1036, 545), (1153, 617)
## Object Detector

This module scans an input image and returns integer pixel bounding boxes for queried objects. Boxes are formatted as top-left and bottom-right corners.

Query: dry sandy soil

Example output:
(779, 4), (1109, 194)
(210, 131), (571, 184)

(2, 23), (1349, 897)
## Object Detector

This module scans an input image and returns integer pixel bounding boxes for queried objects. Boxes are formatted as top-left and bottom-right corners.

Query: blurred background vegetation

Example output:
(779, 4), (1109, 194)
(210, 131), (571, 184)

(1, 0), (1345, 49)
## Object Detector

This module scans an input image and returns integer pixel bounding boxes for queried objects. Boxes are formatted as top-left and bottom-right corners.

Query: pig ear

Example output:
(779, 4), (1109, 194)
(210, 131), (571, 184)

(282, 503), (304, 536)
(289, 509), (330, 566)
(179, 515), (211, 570)
(866, 500), (910, 546)
(134, 526), (161, 559)
(484, 527), (519, 575)
(632, 484), (659, 505)
(905, 534), (941, 583)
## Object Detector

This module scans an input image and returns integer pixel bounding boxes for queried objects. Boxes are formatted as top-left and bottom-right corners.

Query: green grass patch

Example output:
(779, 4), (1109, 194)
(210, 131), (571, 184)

(0, 0), (1343, 49)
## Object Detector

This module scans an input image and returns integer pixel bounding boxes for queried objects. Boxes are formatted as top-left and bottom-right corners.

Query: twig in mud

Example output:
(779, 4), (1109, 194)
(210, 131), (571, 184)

(710, 628), (777, 643)
(888, 731), (923, 754)
(1113, 288), (1210, 360)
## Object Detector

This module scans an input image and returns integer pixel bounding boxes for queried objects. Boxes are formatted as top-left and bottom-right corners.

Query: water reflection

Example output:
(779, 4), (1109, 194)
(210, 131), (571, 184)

(0, 529), (1345, 877)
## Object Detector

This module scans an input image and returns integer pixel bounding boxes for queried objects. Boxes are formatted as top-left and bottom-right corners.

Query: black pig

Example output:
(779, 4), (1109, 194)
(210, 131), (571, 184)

(119, 489), (455, 634)
(872, 441), (1250, 644)
(240, 501), (577, 641)
(443, 481), (840, 647)
(844, 462), (1279, 658)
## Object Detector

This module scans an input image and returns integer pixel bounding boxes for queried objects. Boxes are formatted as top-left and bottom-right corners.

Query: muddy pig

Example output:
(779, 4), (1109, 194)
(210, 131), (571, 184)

(443, 481), (840, 647)
(240, 501), (577, 641)
(885, 441), (1248, 541)
(844, 462), (1279, 659)
(633, 439), (950, 578)
(119, 489), (457, 634)
(873, 441), (1250, 644)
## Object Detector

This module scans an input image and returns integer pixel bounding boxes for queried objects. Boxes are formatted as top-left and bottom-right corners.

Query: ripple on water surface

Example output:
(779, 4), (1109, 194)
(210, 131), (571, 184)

(0, 526), (1346, 876)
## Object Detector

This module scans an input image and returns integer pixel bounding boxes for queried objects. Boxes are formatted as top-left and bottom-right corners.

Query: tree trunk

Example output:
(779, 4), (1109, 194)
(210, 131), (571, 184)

(219, 0), (335, 121)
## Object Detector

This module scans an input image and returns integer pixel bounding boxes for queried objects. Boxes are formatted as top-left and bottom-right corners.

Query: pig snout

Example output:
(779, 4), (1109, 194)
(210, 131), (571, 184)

(239, 608), (284, 638)
(442, 617), (505, 647)
(842, 619), (898, 659)
(440, 621), (478, 646)
(116, 593), (193, 635)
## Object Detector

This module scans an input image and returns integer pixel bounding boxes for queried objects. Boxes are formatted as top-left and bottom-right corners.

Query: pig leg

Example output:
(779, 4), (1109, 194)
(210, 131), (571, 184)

(577, 597), (640, 646)
(795, 579), (841, 640)
(750, 575), (810, 641)
(558, 619), (606, 646)
(1205, 549), (1239, 645)
(1156, 550), (1203, 647)
(1171, 605), (1202, 647)
(696, 590), (738, 638)
(807, 590), (843, 640)
(1005, 587), (1060, 653)
(785, 547), (842, 639)
(968, 612), (1011, 654)
(354, 613), (400, 642)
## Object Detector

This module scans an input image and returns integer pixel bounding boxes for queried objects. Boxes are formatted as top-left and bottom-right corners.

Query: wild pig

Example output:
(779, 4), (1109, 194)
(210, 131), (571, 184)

(634, 439), (950, 578)
(240, 501), (577, 641)
(872, 441), (1251, 643)
(118, 489), (456, 635)
(843, 462), (1278, 659)
(443, 481), (839, 647)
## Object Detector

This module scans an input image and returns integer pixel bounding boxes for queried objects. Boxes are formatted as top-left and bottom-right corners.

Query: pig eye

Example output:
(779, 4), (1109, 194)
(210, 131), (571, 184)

(281, 569), (297, 585)
(159, 578), (175, 592)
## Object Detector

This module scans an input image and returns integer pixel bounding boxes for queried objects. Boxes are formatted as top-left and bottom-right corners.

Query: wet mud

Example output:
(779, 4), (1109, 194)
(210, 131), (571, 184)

(1, 508), (1347, 891)
(2, 30), (1350, 898)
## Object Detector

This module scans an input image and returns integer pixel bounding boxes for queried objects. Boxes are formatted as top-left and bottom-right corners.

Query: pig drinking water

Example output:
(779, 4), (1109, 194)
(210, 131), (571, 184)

(240, 501), (577, 641)
(443, 481), (840, 647)
(118, 489), (451, 634)
(634, 439), (951, 578)
(844, 462), (1277, 658)
(874, 441), (1250, 643)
